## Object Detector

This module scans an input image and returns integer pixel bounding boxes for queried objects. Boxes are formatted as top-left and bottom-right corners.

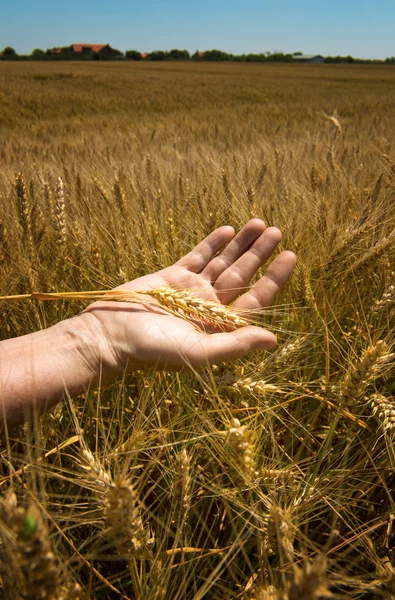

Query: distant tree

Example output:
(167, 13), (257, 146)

(1, 46), (17, 60)
(126, 50), (142, 60)
(266, 52), (293, 63)
(109, 47), (123, 58)
(168, 49), (190, 60)
(204, 49), (231, 61)
(324, 55), (358, 64)
(31, 48), (46, 60)
(245, 53), (268, 62)
(147, 50), (167, 61)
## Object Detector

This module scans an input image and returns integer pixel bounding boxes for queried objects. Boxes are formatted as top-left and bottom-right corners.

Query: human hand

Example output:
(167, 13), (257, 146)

(82, 219), (296, 375)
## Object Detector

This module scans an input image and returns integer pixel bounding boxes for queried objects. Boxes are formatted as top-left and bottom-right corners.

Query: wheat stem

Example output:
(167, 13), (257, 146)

(0, 287), (251, 330)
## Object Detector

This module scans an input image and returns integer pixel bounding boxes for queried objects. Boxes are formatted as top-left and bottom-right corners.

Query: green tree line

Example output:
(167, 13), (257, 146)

(1, 45), (393, 63)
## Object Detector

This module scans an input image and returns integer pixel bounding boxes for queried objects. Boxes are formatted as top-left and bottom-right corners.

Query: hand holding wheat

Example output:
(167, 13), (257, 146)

(83, 219), (296, 372)
(0, 219), (295, 426)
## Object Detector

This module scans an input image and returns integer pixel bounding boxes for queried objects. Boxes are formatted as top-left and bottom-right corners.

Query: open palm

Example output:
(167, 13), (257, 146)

(86, 220), (296, 372)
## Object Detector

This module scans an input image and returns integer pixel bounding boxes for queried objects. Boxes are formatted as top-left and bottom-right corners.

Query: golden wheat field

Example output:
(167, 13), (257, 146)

(1, 60), (395, 599)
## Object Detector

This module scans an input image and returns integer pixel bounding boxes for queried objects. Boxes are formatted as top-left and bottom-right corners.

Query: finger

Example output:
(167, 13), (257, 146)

(233, 251), (297, 310)
(201, 218), (266, 282)
(175, 226), (235, 273)
(186, 327), (276, 367)
(214, 227), (282, 305)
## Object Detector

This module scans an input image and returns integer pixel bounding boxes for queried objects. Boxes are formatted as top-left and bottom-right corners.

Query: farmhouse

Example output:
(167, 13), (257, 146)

(71, 44), (119, 57)
(293, 53), (325, 63)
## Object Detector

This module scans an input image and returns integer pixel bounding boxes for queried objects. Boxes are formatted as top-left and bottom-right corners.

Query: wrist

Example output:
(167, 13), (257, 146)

(0, 313), (119, 427)
(59, 311), (121, 383)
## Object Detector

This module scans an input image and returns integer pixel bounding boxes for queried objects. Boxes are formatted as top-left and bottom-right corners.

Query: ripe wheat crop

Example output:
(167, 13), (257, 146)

(0, 61), (394, 599)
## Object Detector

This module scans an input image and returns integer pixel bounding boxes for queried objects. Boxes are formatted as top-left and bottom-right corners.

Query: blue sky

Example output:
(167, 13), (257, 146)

(1, 0), (394, 58)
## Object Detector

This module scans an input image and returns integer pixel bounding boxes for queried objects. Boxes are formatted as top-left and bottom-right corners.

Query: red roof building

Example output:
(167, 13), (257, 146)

(71, 44), (119, 57)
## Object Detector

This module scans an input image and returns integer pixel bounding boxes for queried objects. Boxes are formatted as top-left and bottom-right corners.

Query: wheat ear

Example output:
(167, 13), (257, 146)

(320, 111), (343, 136)
(370, 394), (395, 433)
(340, 340), (391, 406)
(78, 449), (152, 558)
(172, 447), (192, 519)
(216, 374), (281, 394)
(105, 477), (153, 558)
(373, 283), (395, 312)
(267, 504), (295, 564)
(342, 229), (395, 280)
(0, 491), (63, 600)
(323, 221), (370, 278)
(145, 286), (250, 328)
(286, 556), (329, 600)
(246, 585), (280, 600)
(53, 176), (67, 248)
(224, 418), (257, 483)
(14, 172), (34, 254)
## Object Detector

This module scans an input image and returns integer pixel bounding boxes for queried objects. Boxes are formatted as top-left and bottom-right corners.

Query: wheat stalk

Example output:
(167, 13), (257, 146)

(0, 286), (251, 330)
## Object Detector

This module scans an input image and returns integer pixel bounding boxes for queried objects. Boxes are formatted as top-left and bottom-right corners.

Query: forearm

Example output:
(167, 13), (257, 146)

(0, 313), (111, 428)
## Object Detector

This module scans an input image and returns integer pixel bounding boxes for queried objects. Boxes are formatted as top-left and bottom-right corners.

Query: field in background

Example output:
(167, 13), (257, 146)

(0, 62), (395, 599)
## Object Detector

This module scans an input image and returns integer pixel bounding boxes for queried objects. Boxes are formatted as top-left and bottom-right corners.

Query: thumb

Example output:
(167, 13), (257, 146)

(187, 326), (276, 367)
